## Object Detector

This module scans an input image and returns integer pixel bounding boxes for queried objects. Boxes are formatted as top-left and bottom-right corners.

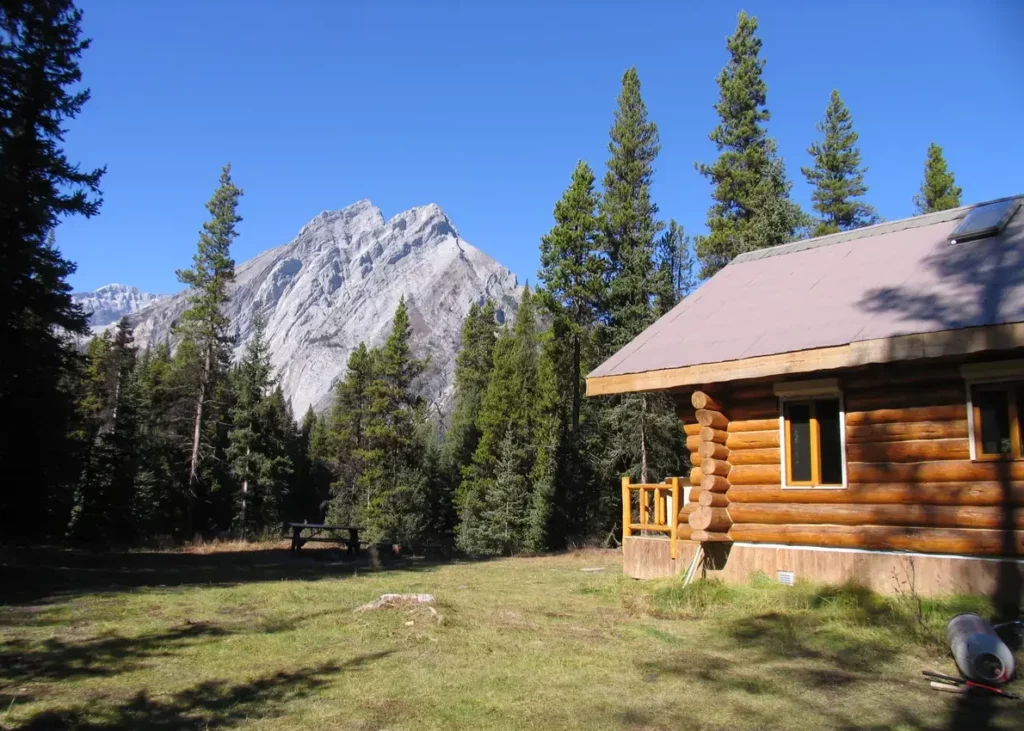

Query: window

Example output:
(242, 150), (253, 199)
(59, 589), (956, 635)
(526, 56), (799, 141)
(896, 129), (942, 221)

(782, 398), (845, 487)
(969, 382), (1024, 460)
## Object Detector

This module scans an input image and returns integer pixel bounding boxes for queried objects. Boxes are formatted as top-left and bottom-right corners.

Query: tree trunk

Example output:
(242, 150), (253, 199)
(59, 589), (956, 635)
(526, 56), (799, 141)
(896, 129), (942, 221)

(187, 345), (212, 537)
(640, 395), (648, 484)
(571, 333), (581, 435)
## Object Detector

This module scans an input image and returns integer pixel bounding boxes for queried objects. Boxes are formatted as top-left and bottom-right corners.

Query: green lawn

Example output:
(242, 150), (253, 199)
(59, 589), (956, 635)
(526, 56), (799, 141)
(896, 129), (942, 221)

(0, 544), (1020, 730)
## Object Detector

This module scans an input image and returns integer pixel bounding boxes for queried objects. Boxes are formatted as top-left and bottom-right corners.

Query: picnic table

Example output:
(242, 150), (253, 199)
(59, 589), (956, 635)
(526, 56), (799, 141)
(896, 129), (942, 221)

(288, 523), (361, 554)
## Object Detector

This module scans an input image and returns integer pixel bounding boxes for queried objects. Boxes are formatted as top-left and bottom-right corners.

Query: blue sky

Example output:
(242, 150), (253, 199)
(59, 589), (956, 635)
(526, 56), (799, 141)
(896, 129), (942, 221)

(61, 0), (1024, 294)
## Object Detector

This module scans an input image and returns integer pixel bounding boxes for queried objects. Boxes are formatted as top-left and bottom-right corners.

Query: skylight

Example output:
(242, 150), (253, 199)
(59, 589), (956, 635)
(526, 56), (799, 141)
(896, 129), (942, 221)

(948, 198), (1021, 244)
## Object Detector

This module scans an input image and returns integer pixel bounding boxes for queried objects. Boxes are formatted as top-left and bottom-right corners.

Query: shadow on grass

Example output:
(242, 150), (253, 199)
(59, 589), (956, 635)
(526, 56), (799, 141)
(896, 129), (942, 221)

(0, 545), (492, 607)
(6, 652), (392, 730)
(0, 621), (232, 685)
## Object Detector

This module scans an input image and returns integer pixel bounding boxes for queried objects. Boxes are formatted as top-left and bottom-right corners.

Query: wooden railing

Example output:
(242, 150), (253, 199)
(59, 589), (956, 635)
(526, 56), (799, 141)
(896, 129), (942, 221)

(622, 476), (682, 559)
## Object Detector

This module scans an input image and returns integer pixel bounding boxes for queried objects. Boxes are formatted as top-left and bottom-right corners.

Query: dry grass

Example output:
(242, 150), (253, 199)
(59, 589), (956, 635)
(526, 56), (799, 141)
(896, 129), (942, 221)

(0, 546), (1020, 730)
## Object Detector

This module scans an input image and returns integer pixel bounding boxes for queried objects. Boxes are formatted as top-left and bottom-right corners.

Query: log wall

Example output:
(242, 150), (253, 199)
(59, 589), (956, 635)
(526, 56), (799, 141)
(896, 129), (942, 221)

(673, 360), (1024, 558)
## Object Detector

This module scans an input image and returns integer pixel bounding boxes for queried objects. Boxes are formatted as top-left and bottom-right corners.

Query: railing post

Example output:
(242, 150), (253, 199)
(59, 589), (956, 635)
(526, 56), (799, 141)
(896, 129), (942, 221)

(639, 482), (648, 526)
(670, 476), (680, 560)
(621, 476), (632, 539)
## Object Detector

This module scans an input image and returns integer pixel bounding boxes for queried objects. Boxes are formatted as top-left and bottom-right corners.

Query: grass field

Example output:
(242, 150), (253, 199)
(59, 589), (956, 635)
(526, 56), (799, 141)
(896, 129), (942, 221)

(0, 544), (1020, 730)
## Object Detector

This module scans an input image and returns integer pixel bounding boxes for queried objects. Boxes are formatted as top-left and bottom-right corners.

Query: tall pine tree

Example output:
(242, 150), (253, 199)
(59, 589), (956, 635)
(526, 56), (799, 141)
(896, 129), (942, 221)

(600, 68), (663, 352)
(802, 90), (877, 236)
(326, 342), (375, 524)
(175, 164), (241, 535)
(914, 142), (962, 213)
(0, 0), (105, 537)
(227, 315), (293, 538)
(695, 11), (805, 277)
(654, 219), (694, 314)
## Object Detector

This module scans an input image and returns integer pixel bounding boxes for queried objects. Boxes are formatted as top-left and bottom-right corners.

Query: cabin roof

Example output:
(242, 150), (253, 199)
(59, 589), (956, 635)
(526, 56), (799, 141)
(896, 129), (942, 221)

(587, 195), (1024, 396)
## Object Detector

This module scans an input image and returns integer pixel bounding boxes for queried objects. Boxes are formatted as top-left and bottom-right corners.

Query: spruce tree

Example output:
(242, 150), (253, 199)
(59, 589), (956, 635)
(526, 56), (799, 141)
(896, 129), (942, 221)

(654, 219), (695, 314)
(175, 164), (241, 535)
(325, 343), (375, 524)
(358, 297), (427, 541)
(0, 0), (105, 537)
(537, 161), (603, 435)
(599, 68), (663, 352)
(227, 315), (293, 538)
(802, 90), (877, 236)
(442, 299), (499, 507)
(695, 11), (805, 277)
(914, 142), (962, 213)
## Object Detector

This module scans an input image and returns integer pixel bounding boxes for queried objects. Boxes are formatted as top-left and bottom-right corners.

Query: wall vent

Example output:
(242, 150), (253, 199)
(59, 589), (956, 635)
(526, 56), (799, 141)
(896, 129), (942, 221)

(777, 570), (796, 586)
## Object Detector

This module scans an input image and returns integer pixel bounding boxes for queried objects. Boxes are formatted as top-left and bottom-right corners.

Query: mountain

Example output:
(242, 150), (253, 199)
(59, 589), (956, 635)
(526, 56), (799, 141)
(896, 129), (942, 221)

(73, 284), (167, 331)
(130, 200), (521, 415)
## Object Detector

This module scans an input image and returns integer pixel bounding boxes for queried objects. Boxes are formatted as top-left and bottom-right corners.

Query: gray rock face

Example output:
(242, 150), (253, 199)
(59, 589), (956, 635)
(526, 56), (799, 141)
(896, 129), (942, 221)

(131, 200), (520, 415)
(73, 283), (167, 331)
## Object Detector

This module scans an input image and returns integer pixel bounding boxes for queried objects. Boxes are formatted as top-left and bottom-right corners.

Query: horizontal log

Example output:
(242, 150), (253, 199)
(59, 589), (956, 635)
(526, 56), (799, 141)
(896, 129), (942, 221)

(696, 409), (729, 430)
(686, 434), (702, 453)
(689, 467), (703, 487)
(849, 461), (1024, 484)
(726, 482), (1024, 507)
(698, 491), (731, 508)
(691, 453), (703, 467)
(845, 404), (965, 427)
(679, 501), (698, 521)
(677, 524), (693, 541)
(726, 524), (1024, 557)
(841, 364), (962, 390)
(726, 430), (780, 450)
(727, 383), (778, 403)
(727, 447), (780, 466)
(727, 418), (779, 433)
(728, 463), (781, 486)
(846, 420), (969, 444)
(727, 502), (1024, 530)
(685, 488), (706, 508)
(844, 385), (965, 412)
(683, 423), (702, 437)
(699, 427), (729, 445)
(691, 391), (723, 411)
(728, 403), (780, 422)
(691, 530), (733, 542)
(845, 439), (971, 464)
(701, 474), (731, 493)
(702, 458), (732, 477)
(689, 506), (733, 532)
(699, 441), (730, 460)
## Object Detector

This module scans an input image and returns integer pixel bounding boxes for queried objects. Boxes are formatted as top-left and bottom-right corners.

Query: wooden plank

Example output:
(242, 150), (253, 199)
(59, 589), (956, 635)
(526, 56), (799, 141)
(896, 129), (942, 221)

(846, 420), (969, 444)
(727, 502), (1024, 530)
(726, 523), (1024, 556)
(585, 322), (1024, 397)
(727, 482), (1024, 506)
(845, 438), (971, 464)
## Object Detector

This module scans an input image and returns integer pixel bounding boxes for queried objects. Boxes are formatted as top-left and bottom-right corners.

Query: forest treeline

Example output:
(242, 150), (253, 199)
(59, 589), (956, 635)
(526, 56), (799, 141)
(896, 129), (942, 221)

(1, 3), (965, 551)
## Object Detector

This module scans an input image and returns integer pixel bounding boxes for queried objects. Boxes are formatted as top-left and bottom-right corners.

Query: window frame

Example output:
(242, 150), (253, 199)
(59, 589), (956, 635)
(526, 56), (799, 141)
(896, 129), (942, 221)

(774, 380), (848, 490)
(964, 378), (1024, 462)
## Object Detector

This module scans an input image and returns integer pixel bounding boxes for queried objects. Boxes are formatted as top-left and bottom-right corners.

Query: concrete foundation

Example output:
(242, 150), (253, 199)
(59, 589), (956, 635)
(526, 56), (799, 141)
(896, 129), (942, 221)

(623, 536), (1024, 596)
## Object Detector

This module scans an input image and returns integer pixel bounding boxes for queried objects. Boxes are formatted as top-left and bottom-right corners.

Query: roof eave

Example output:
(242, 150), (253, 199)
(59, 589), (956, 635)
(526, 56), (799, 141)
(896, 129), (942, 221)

(585, 322), (1024, 397)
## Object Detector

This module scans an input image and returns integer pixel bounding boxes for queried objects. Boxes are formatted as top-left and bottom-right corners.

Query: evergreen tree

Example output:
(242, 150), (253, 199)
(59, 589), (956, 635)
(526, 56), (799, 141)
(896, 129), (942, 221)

(291, 405), (330, 523)
(325, 343), (375, 524)
(476, 431), (531, 555)
(227, 315), (293, 538)
(599, 68), (664, 352)
(0, 0), (105, 538)
(802, 90), (877, 236)
(654, 219), (695, 314)
(442, 300), (499, 507)
(695, 11), (805, 277)
(68, 319), (139, 542)
(914, 142), (962, 213)
(458, 287), (540, 554)
(357, 297), (427, 542)
(175, 164), (241, 535)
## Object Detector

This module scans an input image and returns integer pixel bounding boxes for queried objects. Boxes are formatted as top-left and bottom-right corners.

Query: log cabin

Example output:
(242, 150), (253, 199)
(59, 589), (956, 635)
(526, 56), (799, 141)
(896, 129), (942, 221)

(587, 195), (1024, 595)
